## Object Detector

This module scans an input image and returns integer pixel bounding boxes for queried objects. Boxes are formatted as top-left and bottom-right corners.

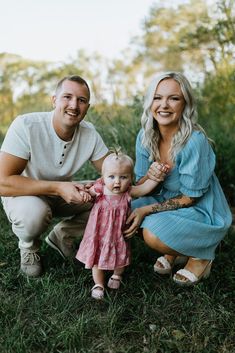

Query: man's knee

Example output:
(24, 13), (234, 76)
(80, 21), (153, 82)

(4, 196), (52, 238)
(20, 207), (52, 237)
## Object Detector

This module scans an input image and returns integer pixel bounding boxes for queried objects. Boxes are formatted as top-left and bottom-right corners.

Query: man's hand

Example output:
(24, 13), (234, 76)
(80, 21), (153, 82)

(57, 182), (92, 204)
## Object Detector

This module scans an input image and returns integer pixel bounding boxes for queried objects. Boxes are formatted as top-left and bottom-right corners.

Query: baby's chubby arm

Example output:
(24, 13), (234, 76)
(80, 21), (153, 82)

(130, 162), (170, 198)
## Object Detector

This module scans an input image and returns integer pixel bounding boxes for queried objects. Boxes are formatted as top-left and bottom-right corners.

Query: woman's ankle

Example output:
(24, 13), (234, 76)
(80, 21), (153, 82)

(184, 257), (212, 277)
(164, 254), (176, 264)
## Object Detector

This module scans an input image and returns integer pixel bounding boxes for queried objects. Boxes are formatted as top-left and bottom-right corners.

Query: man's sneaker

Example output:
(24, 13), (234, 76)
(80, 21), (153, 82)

(45, 231), (74, 258)
(20, 250), (42, 277)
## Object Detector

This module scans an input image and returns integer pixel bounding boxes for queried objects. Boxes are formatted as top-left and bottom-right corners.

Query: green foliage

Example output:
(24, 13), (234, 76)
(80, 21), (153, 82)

(197, 65), (235, 204)
(88, 98), (143, 158)
(132, 0), (235, 78)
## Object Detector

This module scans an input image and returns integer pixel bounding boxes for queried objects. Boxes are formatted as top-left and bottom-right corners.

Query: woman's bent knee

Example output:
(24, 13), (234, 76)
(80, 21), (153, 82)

(143, 228), (179, 255)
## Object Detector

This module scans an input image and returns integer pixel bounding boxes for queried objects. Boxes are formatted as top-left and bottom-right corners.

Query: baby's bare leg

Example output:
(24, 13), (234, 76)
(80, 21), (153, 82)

(92, 265), (105, 286)
(91, 266), (105, 300)
(108, 267), (125, 289)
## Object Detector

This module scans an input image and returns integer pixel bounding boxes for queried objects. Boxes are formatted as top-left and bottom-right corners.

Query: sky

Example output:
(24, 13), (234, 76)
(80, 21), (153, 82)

(0, 0), (157, 63)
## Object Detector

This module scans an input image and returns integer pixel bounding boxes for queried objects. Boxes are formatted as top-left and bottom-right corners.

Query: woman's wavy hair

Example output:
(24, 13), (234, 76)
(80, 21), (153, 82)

(141, 71), (211, 162)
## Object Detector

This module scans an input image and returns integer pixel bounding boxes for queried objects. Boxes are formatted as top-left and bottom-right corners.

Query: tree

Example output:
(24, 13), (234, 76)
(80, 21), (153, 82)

(130, 0), (235, 79)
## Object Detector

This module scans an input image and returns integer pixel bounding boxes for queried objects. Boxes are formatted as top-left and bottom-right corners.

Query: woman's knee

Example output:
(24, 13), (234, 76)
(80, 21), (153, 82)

(142, 228), (179, 255)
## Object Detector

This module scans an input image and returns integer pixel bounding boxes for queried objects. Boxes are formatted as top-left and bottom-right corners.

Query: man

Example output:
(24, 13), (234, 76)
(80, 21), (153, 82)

(0, 75), (109, 277)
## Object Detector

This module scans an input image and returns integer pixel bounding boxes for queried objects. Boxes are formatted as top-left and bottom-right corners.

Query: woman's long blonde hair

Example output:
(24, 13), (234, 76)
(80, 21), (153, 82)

(141, 71), (211, 162)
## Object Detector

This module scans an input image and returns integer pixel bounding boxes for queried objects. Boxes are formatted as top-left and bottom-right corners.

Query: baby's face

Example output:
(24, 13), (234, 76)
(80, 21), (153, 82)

(103, 160), (132, 195)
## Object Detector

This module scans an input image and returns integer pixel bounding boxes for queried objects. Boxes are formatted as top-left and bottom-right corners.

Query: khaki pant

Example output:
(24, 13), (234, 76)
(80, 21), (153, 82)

(1, 195), (92, 251)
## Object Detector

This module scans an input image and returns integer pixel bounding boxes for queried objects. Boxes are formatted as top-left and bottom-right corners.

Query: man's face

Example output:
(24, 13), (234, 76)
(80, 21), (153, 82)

(52, 79), (90, 130)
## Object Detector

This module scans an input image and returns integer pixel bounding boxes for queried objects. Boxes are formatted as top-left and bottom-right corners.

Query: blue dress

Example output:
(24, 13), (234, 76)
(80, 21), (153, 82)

(132, 130), (232, 260)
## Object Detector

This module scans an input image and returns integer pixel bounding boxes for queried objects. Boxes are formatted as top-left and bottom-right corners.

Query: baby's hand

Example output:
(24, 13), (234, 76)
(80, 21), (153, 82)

(84, 184), (97, 197)
(73, 183), (92, 202)
(78, 190), (92, 202)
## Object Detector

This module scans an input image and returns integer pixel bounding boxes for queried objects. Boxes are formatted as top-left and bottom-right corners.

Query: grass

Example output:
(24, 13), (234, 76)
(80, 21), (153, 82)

(0, 202), (235, 353)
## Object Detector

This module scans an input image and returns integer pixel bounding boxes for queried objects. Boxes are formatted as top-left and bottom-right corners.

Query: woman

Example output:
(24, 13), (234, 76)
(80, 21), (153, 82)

(124, 71), (232, 286)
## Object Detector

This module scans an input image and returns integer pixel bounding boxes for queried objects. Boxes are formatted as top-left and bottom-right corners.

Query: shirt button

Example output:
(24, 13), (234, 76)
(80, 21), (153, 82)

(64, 146), (67, 149)
(59, 161), (62, 164)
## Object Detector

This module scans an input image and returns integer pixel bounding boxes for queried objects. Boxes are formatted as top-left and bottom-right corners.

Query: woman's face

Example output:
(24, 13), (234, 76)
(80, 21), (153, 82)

(150, 78), (185, 130)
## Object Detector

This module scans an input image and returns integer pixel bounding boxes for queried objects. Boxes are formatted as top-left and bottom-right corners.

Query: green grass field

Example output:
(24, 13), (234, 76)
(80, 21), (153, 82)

(1, 202), (235, 353)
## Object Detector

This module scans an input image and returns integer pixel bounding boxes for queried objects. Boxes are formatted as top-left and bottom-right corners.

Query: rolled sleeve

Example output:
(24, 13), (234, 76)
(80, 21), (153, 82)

(90, 130), (109, 162)
(1, 116), (30, 160)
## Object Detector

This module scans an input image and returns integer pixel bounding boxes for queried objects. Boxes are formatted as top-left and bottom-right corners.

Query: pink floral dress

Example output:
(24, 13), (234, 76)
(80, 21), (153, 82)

(76, 179), (131, 270)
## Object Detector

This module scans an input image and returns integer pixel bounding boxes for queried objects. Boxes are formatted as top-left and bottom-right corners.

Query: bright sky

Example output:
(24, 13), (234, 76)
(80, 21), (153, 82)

(0, 0), (156, 62)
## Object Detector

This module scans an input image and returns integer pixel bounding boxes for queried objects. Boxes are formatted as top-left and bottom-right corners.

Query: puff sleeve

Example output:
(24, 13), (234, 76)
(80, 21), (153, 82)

(177, 131), (215, 197)
(93, 178), (104, 195)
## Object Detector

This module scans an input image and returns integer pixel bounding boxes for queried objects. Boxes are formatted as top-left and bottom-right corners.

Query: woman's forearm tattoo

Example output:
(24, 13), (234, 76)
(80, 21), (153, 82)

(151, 195), (196, 213)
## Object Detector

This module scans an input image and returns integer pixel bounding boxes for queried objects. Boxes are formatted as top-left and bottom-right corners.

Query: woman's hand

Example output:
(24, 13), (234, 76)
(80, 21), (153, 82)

(124, 206), (150, 239)
(147, 162), (170, 182)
